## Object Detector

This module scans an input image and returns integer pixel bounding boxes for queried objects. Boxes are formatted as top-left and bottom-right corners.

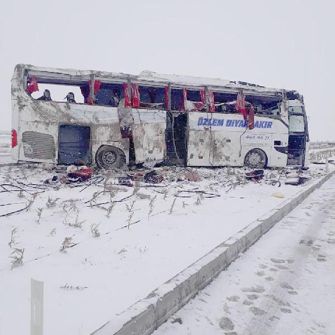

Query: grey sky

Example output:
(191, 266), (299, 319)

(0, 0), (334, 140)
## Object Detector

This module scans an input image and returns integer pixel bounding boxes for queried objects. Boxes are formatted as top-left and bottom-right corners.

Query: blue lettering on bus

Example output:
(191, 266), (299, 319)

(197, 117), (224, 126)
(254, 121), (273, 128)
(197, 117), (272, 128)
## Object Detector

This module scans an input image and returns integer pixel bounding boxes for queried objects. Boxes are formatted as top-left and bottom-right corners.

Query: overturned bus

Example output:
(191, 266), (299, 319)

(11, 64), (309, 169)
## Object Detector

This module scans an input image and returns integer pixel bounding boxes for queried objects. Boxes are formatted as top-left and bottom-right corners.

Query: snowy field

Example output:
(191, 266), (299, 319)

(154, 174), (335, 335)
(0, 132), (334, 335)
(0, 167), (333, 335)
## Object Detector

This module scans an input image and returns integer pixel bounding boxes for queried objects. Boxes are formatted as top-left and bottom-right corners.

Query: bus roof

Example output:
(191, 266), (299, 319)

(16, 64), (297, 98)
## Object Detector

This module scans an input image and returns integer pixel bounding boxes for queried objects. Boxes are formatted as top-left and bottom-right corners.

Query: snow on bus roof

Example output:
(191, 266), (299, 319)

(137, 70), (281, 93)
(18, 64), (286, 95)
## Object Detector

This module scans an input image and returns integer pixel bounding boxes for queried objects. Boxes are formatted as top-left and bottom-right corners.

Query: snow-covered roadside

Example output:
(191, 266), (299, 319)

(0, 162), (332, 335)
(154, 174), (335, 335)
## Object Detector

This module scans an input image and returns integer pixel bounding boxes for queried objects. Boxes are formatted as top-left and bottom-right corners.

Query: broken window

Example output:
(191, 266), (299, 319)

(213, 91), (281, 116)
(171, 88), (184, 111)
(95, 83), (123, 107)
(185, 89), (206, 111)
(30, 83), (85, 103)
(137, 85), (165, 109)
(288, 106), (303, 114)
(213, 92), (237, 113)
(289, 114), (305, 133)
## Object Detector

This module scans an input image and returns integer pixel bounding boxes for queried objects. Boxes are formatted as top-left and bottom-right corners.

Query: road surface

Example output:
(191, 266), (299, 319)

(154, 175), (335, 335)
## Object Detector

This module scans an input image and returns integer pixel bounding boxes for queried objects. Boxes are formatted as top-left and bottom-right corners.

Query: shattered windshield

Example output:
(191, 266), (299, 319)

(288, 106), (303, 114)
(289, 114), (305, 132)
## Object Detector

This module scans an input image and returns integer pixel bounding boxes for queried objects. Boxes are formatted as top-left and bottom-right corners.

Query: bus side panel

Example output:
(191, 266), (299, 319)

(187, 112), (211, 166)
(187, 112), (289, 168)
(211, 131), (241, 166)
(131, 109), (166, 164)
(16, 97), (127, 164)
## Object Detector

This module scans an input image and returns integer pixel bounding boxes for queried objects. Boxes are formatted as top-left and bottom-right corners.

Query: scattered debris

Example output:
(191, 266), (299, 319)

(44, 175), (59, 184)
(144, 170), (164, 184)
(284, 171), (310, 185)
(245, 169), (264, 181)
(177, 169), (201, 182)
(171, 317), (183, 325)
(117, 176), (133, 187)
(67, 166), (93, 182)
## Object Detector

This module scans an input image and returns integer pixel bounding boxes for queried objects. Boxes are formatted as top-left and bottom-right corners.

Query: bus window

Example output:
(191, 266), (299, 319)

(95, 83), (123, 107)
(171, 88), (184, 111)
(187, 90), (201, 102)
(31, 83), (85, 104)
(138, 86), (165, 109)
(185, 89), (205, 111)
(213, 92), (236, 113)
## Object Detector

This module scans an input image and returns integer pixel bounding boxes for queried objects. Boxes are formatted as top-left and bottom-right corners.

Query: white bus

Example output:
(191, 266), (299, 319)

(11, 64), (309, 169)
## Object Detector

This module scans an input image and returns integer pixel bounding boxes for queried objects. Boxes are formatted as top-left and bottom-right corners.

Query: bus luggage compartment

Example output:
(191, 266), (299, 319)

(58, 125), (91, 165)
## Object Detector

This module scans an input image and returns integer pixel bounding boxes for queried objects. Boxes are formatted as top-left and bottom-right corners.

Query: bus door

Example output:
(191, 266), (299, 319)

(131, 109), (167, 164)
(287, 112), (308, 166)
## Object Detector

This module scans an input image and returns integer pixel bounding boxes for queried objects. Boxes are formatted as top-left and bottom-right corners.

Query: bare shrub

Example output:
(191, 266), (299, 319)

(148, 195), (157, 217)
(46, 197), (59, 208)
(90, 224), (100, 238)
(8, 228), (17, 248)
(169, 198), (177, 214)
(10, 248), (24, 269)
(60, 237), (76, 252)
(36, 208), (43, 224)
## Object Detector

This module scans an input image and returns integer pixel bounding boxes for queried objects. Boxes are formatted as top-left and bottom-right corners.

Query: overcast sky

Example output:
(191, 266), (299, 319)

(0, 0), (334, 140)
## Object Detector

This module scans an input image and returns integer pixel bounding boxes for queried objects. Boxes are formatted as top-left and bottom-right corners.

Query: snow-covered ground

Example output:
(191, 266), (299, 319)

(0, 132), (334, 335)
(154, 174), (335, 335)
(0, 163), (333, 335)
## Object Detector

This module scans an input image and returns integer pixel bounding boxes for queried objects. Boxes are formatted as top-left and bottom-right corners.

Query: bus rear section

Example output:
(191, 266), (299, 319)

(12, 102), (167, 169)
(11, 65), (167, 169)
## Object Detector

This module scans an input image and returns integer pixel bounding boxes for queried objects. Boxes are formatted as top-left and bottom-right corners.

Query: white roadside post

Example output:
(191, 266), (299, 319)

(31, 279), (44, 335)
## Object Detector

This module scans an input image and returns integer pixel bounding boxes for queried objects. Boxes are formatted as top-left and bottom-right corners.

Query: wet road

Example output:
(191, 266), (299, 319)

(154, 175), (335, 335)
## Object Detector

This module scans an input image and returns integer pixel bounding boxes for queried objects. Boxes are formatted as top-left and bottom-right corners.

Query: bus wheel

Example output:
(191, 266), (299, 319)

(244, 149), (267, 168)
(96, 145), (126, 169)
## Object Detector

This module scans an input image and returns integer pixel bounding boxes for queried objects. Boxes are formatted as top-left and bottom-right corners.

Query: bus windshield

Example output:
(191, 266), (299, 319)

(289, 114), (305, 132)
(288, 106), (303, 114)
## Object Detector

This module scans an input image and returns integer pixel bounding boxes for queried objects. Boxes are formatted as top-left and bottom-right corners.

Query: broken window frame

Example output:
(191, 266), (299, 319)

(93, 81), (124, 107)
(25, 70), (90, 104)
(127, 81), (167, 110)
(210, 87), (283, 116)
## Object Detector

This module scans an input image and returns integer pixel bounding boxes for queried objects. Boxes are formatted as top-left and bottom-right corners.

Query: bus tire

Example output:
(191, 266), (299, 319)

(95, 145), (126, 169)
(244, 148), (267, 168)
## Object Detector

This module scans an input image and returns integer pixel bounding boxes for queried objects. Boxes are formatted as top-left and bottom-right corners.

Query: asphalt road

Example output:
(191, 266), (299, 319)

(154, 175), (335, 335)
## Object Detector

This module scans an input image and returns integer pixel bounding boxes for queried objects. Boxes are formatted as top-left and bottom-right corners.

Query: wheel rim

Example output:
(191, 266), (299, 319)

(101, 151), (117, 166)
(248, 151), (265, 167)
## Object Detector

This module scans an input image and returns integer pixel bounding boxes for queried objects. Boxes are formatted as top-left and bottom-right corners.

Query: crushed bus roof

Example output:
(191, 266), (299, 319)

(16, 64), (297, 98)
